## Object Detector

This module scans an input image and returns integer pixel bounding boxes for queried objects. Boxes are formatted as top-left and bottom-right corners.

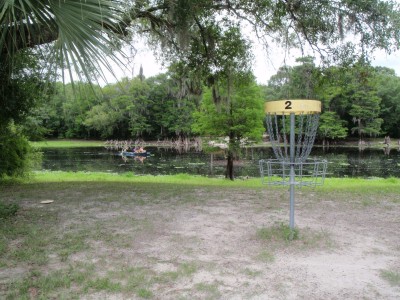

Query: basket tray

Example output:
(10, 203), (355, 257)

(259, 158), (328, 188)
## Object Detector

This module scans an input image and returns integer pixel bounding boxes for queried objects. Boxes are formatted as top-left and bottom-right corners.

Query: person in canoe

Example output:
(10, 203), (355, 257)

(134, 146), (145, 153)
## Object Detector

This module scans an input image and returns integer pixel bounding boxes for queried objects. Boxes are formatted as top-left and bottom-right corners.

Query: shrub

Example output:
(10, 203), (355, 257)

(0, 124), (41, 178)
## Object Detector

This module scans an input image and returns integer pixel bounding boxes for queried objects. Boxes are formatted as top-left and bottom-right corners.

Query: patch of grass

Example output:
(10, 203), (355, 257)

(137, 288), (153, 298)
(257, 224), (335, 251)
(0, 209), (59, 267)
(6, 263), (157, 299)
(0, 202), (19, 218)
(256, 250), (275, 263)
(298, 229), (335, 250)
(179, 262), (197, 276)
(156, 262), (197, 284)
(195, 282), (221, 299)
(6, 266), (94, 299)
(29, 171), (264, 188)
(321, 177), (400, 194)
(30, 140), (103, 149)
(107, 266), (156, 296)
(380, 270), (400, 286)
(242, 268), (263, 277)
(85, 277), (122, 292)
(56, 231), (90, 262)
(257, 223), (299, 242)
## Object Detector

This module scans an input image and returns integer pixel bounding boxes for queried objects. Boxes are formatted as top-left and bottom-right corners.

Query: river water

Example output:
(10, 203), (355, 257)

(38, 146), (400, 178)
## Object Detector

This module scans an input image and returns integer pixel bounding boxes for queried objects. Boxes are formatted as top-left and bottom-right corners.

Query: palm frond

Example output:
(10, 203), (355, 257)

(0, 0), (126, 82)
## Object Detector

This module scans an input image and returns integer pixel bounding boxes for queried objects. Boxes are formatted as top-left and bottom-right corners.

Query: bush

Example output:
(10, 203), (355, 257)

(0, 124), (41, 178)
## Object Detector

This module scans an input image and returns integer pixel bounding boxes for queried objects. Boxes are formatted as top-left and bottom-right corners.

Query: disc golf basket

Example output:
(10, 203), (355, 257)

(259, 100), (327, 229)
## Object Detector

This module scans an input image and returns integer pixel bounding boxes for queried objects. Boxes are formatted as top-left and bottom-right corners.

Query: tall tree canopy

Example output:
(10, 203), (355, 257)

(2, 0), (400, 83)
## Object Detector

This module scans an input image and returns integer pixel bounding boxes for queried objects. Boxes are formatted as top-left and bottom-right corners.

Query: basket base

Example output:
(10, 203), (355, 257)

(259, 158), (328, 188)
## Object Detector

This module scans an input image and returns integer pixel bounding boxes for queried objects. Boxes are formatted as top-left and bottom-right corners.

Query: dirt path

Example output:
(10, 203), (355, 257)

(132, 193), (399, 299)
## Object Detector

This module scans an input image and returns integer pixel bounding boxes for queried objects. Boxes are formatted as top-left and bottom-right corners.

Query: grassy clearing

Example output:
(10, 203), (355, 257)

(0, 171), (399, 298)
(30, 139), (104, 149)
(0, 178), (228, 298)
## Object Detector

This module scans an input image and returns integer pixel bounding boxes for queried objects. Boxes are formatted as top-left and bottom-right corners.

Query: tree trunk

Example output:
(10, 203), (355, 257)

(225, 130), (235, 180)
(226, 151), (234, 180)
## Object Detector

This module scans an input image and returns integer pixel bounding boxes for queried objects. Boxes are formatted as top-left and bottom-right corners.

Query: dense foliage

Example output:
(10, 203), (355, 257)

(22, 71), (199, 140)
(265, 58), (400, 139)
(0, 125), (35, 178)
(23, 60), (400, 143)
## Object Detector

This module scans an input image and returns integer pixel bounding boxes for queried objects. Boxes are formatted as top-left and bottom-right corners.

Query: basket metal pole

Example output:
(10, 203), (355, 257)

(289, 113), (295, 229)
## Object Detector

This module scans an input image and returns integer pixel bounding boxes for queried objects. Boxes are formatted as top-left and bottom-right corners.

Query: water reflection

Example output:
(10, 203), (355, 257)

(39, 146), (400, 178)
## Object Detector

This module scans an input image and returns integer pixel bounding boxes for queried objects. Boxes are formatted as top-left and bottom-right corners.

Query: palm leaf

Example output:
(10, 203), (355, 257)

(0, 0), (125, 82)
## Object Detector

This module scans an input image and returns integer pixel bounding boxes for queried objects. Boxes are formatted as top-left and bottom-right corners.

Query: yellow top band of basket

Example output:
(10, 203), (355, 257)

(264, 100), (321, 115)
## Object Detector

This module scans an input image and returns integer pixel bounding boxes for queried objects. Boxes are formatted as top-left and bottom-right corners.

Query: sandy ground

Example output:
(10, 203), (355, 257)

(85, 188), (399, 299)
(2, 185), (400, 299)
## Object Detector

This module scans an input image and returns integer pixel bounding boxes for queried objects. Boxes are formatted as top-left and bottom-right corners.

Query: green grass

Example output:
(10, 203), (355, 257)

(380, 270), (400, 286)
(6, 262), (164, 298)
(0, 202), (19, 218)
(256, 250), (275, 263)
(7, 266), (95, 299)
(12, 171), (398, 194)
(321, 176), (400, 193)
(195, 282), (221, 299)
(28, 171), (264, 188)
(257, 223), (299, 242)
(256, 223), (335, 251)
(30, 139), (104, 149)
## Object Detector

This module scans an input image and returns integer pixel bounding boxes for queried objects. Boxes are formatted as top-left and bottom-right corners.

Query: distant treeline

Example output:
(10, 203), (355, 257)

(23, 58), (400, 141)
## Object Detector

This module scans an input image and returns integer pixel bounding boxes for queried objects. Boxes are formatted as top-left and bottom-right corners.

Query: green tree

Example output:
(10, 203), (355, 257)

(375, 67), (400, 138)
(60, 83), (102, 138)
(318, 112), (348, 145)
(266, 66), (293, 100)
(347, 65), (383, 139)
(192, 75), (265, 180)
(128, 78), (153, 138)
(316, 62), (384, 139)
(83, 103), (119, 139)
(266, 57), (319, 100)
(147, 70), (199, 139)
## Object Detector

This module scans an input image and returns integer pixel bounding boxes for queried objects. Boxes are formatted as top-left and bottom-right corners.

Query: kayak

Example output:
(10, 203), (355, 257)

(121, 151), (150, 157)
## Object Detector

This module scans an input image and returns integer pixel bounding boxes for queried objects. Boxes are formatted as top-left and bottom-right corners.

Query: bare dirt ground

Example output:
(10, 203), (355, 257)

(2, 184), (400, 299)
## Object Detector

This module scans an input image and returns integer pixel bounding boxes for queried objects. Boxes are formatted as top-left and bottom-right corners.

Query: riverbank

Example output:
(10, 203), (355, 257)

(30, 139), (104, 148)
(31, 137), (400, 152)
(1, 173), (399, 299)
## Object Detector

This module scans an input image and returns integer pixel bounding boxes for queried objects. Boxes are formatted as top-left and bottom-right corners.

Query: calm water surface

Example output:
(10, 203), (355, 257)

(39, 146), (400, 178)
